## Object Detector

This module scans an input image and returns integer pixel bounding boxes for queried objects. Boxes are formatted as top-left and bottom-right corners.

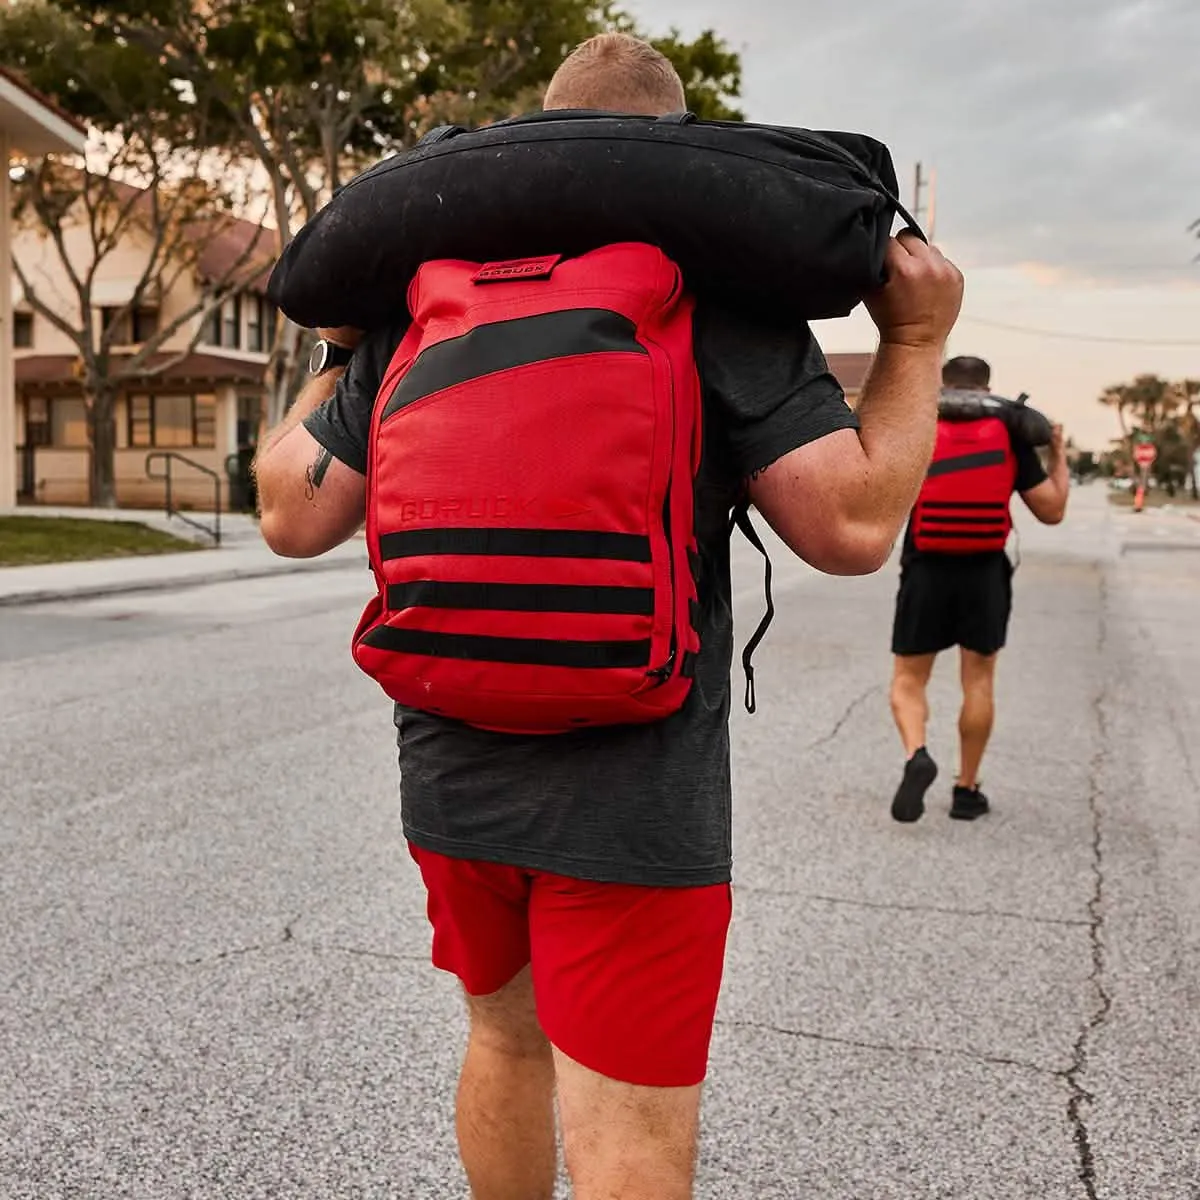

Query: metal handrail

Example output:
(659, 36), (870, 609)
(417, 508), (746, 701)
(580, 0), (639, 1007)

(145, 451), (222, 546)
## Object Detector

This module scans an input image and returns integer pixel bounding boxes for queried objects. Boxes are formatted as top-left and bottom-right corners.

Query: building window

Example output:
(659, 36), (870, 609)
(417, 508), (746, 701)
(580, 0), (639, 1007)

(97, 306), (157, 345)
(155, 394), (195, 448)
(246, 296), (263, 352)
(51, 398), (89, 447)
(13, 312), (33, 348)
(202, 294), (261, 351)
(24, 397), (50, 446)
(131, 308), (159, 343)
(127, 394), (217, 449)
(129, 395), (153, 448)
(101, 306), (131, 345)
(243, 297), (279, 354)
(194, 394), (216, 446)
(221, 295), (241, 349)
(203, 306), (221, 346)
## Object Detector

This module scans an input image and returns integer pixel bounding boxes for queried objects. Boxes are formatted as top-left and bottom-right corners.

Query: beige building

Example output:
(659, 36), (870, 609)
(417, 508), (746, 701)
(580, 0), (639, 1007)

(4, 73), (874, 517)
(11, 312), (871, 514)
(11, 185), (278, 511)
(1, 66), (86, 511)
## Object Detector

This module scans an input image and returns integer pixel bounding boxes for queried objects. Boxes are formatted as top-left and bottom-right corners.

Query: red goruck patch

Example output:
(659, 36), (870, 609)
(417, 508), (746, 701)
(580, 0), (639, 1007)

(471, 255), (562, 284)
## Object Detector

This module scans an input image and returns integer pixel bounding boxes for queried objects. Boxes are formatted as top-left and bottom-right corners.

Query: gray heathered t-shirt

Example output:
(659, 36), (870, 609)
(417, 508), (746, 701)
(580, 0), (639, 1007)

(306, 305), (858, 887)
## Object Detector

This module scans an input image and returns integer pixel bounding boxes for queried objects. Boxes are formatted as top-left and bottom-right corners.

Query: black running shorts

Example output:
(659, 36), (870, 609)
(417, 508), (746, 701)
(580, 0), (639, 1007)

(891, 554), (1014, 657)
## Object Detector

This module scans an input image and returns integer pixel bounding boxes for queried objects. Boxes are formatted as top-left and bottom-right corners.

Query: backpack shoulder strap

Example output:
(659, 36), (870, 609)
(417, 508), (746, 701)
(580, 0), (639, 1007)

(729, 502), (774, 714)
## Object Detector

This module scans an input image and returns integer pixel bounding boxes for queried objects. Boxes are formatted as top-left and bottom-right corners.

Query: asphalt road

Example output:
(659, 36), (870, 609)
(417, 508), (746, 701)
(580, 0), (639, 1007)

(1, 483), (1198, 1199)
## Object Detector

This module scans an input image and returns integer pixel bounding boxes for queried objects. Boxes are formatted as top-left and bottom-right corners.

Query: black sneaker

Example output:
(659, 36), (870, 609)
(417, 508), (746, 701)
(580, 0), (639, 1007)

(950, 785), (990, 820)
(891, 748), (938, 823)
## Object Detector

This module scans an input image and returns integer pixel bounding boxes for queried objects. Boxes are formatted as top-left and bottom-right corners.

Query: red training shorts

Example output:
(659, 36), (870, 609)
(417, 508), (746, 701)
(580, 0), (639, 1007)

(409, 845), (732, 1088)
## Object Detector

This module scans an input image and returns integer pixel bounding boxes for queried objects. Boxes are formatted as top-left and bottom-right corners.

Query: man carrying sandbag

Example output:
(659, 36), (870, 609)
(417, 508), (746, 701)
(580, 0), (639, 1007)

(889, 355), (1070, 825)
(255, 32), (963, 1200)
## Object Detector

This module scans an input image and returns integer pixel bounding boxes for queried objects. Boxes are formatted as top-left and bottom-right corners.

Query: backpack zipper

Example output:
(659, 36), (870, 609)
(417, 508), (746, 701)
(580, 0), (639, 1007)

(644, 306), (688, 688)
(646, 329), (679, 686)
(646, 483), (678, 684)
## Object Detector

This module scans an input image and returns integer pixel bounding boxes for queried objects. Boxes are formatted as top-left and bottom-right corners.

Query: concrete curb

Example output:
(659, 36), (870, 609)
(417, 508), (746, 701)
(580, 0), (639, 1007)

(1119, 540), (1200, 555)
(0, 553), (365, 608)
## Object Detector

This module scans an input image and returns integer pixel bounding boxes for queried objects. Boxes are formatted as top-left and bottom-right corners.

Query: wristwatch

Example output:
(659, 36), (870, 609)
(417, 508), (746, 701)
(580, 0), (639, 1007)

(308, 339), (356, 375)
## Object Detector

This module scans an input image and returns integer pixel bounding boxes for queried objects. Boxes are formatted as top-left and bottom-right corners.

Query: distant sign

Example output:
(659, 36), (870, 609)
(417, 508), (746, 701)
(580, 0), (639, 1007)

(1134, 442), (1158, 468)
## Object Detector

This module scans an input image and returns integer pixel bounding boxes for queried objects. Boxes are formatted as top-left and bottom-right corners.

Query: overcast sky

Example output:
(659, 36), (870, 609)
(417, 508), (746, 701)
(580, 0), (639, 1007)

(630, 0), (1200, 448)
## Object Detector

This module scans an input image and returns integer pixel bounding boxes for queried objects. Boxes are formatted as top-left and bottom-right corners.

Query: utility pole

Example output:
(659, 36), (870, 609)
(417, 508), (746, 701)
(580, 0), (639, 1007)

(913, 162), (938, 241)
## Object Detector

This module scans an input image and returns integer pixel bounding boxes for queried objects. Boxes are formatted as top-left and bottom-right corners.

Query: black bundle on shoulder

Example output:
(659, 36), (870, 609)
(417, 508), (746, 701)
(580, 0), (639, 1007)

(267, 110), (919, 330)
(938, 391), (1053, 447)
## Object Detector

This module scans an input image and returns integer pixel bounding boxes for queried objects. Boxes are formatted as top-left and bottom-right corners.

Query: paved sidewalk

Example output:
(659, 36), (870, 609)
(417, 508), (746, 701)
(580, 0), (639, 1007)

(4, 488), (1195, 609)
(0, 509), (367, 606)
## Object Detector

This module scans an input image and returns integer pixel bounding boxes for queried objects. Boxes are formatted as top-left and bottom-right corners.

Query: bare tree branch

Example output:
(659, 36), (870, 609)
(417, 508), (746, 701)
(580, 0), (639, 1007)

(10, 256), (84, 345)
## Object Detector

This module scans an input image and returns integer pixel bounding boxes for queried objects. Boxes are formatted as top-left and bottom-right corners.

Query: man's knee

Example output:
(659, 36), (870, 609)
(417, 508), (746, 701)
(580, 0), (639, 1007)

(961, 651), (999, 700)
(962, 680), (995, 709)
(891, 656), (933, 704)
(890, 674), (917, 707)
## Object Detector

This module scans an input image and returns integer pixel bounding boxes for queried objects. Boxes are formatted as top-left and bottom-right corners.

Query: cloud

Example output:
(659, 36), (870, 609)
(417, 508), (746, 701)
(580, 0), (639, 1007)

(630, 0), (1200, 286)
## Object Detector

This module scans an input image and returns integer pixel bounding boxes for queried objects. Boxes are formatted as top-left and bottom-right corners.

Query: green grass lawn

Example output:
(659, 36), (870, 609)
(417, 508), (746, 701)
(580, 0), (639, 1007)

(0, 516), (201, 567)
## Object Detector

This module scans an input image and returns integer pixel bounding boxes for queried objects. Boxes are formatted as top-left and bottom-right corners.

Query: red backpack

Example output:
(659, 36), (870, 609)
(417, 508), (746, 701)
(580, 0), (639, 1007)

(351, 242), (704, 735)
(911, 417), (1017, 553)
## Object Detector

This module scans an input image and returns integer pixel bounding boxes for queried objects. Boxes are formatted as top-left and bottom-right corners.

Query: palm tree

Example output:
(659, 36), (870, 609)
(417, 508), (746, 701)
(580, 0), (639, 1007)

(1099, 374), (1179, 443)
(1099, 385), (1133, 442)
(1178, 379), (1200, 500)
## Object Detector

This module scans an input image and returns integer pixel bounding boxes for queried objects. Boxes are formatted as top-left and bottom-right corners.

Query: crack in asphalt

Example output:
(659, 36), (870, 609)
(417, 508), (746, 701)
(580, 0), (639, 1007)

(1064, 572), (1114, 1200)
(300, 944), (429, 966)
(734, 886), (1090, 929)
(176, 915), (301, 968)
(178, 940), (279, 967)
(717, 1017), (1058, 1078)
(175, 918), (426, 970)
(803, 683), (882, 753)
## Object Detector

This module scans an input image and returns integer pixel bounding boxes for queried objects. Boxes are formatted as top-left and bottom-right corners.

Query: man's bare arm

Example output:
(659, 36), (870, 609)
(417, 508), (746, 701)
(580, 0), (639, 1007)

(750, 236), (964, 574)
(1021, 423), (1070, 525)
(254, 328), (367, 558)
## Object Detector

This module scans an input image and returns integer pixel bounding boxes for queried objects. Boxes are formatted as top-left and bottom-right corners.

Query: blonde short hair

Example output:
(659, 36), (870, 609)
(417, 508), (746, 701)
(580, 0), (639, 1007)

(543, 33), (686, 117)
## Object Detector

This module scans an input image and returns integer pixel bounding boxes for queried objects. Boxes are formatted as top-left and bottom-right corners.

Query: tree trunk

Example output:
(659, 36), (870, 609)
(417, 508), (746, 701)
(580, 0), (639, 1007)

(1188, 404), (1199, 501)
(265, 320), (309, 429)
(86, 387), (119, 508)
(1115, 403), (1130, 440)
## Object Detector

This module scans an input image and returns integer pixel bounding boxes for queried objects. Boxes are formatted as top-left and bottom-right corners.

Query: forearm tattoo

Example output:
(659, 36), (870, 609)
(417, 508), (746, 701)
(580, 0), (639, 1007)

(304, 447), (333, 500)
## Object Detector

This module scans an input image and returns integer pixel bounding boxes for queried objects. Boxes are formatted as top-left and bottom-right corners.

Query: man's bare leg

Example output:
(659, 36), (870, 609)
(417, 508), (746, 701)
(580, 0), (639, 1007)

(889, 652), (939, 822)
(890, 652), (937, 755)
(958, 649), (998, 789)
(459, 966), (557, 1200)
(555, 1047), (701, 1200)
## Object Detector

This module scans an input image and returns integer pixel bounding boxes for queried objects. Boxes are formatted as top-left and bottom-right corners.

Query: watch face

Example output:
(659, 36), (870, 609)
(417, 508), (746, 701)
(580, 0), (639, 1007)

(308, 341), (329, 374)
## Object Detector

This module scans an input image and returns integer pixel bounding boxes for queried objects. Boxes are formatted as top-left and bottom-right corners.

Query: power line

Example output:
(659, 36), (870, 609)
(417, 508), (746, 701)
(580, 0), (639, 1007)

(957, 316), (1200, 347)
(959, 262), (1196, 274)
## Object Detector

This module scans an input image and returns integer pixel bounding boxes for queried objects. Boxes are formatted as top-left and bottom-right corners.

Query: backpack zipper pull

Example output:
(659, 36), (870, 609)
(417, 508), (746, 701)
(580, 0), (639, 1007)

(646, 651), (676, 683)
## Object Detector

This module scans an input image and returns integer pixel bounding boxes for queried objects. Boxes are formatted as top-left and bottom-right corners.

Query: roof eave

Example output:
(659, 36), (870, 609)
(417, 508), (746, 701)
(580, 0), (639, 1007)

(0, 71), (87, 156)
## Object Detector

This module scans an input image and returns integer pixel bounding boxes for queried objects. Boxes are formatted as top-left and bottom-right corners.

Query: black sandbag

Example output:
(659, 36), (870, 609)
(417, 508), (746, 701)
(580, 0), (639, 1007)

(268, 110), (918, 331)
(938, 391), (1053, 447)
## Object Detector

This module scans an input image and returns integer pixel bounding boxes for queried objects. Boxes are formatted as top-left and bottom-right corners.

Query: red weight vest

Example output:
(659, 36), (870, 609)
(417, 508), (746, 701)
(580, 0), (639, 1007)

(352, 243), (703, 735)
(911, 417), (1017, 554)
